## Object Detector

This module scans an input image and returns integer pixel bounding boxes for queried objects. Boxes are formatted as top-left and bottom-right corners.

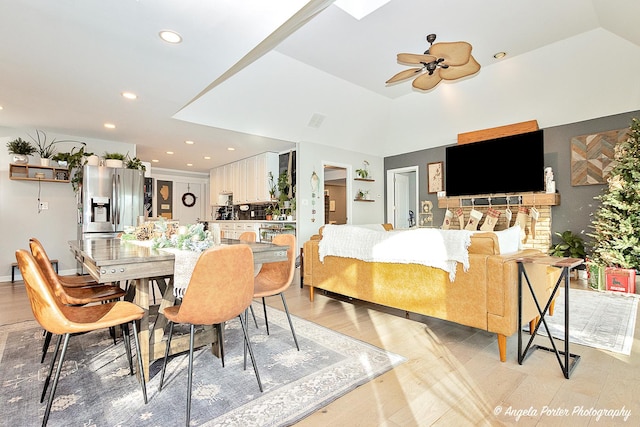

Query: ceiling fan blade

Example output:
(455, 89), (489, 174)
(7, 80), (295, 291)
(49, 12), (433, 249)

(386, 68), (423, 84)
(429, 41), (472, 66)
(439, 55), (481, 80)
(412, 72), (442, 91)
(397, 53), (436, 65)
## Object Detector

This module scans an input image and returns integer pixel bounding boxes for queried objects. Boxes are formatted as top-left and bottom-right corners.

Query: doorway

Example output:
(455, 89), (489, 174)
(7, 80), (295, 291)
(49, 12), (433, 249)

(386, 166), (419, 229)
(323, 163), (349, 224)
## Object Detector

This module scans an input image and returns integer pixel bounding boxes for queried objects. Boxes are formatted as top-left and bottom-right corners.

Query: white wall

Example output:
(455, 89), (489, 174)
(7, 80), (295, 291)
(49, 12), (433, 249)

(297, 141), (385, 247)
(0, 127), (209, 282)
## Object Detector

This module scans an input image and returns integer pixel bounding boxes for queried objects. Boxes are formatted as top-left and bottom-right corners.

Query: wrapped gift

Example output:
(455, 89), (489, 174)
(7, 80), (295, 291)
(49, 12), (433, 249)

(605, 267), (636, 293)
(587, 262), (605, 291)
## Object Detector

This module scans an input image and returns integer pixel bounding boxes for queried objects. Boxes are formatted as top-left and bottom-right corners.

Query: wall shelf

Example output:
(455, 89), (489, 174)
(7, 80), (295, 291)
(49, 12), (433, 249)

(9, 163), (70, 183)
(354, 178), (375, 182)
(354, 198), (374, 202)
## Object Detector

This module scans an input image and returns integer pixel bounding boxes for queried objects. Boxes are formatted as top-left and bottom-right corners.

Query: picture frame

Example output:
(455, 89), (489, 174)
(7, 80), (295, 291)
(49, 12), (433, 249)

(427, 161), (443, 194)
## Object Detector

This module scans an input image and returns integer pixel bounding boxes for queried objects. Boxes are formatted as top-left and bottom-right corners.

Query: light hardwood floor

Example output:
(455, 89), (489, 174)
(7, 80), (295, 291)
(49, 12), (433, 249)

(2, 275), (639, 426)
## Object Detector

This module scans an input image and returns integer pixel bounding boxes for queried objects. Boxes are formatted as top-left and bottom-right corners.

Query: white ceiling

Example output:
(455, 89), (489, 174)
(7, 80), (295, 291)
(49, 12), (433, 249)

(1, 0), (639, 173)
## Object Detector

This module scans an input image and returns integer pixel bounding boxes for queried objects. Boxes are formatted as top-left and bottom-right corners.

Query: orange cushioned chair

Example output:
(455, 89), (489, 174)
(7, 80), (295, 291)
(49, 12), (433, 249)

(238, 231), (256, 242)
(158, 244), (263, 427)
(15, 249), (147, 427)
(30, 238), (126, 361)
(29, 238), (100, 288)
(253, 233), (299, 351)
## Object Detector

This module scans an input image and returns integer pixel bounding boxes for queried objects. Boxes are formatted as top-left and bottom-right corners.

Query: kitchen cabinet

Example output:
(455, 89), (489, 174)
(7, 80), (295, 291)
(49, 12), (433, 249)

(209, 152), (279, 205)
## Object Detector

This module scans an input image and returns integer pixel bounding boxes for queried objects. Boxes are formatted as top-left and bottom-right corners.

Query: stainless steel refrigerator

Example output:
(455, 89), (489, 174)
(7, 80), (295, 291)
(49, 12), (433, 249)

(78, 165), (144, 239)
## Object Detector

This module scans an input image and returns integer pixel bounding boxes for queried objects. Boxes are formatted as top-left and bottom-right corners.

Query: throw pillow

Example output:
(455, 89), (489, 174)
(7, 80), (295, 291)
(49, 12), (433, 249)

(494, 225), (522, 254)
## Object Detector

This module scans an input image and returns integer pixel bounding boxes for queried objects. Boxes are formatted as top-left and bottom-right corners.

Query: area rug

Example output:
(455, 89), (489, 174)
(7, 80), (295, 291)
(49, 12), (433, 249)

(0, 303), (405, 427)
(526, 288), (638, 355)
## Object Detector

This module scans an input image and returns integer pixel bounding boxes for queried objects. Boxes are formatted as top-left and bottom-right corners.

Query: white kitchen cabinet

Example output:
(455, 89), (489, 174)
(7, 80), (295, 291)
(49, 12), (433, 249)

(255, 152), (279, 203)
(245, 155), (257, 203)
(234, 158), (247, 204)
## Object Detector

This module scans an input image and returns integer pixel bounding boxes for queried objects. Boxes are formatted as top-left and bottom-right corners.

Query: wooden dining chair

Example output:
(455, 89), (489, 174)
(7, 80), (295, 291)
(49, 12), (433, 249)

(15, 249), (147, 427)
(29, 238), (126, 362)
(252, 233), (299, 350)
(158, 244), (263, 427)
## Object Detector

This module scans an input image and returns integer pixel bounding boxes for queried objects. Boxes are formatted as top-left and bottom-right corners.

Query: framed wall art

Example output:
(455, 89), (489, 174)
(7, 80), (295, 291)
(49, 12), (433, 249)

(427, 161), (443, 194)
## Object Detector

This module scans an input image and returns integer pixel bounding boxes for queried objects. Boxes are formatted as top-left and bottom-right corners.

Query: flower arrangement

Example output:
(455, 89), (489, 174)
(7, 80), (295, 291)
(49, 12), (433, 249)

(152, 222), (213, 252)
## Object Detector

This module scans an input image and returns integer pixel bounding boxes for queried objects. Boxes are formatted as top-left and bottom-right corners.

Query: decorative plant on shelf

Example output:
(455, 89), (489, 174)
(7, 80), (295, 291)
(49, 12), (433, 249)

(104, 152), (126, 161)
(268, 171), (277, 199)
(53, 143), (92, 192)
(277, 171), (291, 213)
(29, 129), (60, 160)
(356, 189), (369, 200)
(6, 137), (36, 164)
(125, 155), (146, 171)
(356, 160), (370, 179)
(549, 230), (586, 259)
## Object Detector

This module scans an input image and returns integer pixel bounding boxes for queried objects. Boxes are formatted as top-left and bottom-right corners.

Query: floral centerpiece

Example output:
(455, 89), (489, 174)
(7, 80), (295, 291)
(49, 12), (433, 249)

(152, 222), (213, 252)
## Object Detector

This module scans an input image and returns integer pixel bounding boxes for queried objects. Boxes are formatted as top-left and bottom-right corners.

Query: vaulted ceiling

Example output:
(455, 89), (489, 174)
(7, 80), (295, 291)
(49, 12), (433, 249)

(1, 0), (639, 172)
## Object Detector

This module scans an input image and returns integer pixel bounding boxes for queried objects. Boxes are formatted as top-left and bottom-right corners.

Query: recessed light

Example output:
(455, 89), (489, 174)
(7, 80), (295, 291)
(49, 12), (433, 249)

(185, 140), (194, 145)
(159, 30), (182, 44)
(166, 151), (174, 155)
(104, 123), (116, 129)
(493, 52), (507, 59)
(204, 156), (211, 160)
(186, 163), (193, 167)
(0, 105), (3, 110)
(152, 159), (159, 163)
(121, 92), (137, 100)
(227, 147), (235, 151)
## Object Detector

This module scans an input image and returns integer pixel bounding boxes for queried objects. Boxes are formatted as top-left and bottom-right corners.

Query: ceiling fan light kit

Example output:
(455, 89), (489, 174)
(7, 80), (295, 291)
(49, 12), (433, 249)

(386, 34), (481, 91)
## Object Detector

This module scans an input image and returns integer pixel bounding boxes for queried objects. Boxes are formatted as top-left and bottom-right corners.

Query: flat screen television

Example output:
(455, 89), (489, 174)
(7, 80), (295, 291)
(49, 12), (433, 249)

(445, 129), (544, 197)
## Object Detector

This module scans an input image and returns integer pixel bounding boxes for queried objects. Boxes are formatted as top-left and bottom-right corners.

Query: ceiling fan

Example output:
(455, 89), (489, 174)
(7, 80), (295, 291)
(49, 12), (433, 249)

(386, 34), (481, 91)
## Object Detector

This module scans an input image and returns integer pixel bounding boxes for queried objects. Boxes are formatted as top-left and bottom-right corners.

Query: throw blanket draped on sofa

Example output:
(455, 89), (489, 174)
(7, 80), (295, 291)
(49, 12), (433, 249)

(318, 225), (472, 281)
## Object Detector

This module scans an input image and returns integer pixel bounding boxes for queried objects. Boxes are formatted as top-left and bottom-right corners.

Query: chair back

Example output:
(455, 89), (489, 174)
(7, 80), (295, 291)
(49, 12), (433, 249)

(173, 244), (254, 325)
(29, 238), (71, 303)
(238, 231), (256, 242)
(15, 249), (72, 335)
(256, 234), (296, 289)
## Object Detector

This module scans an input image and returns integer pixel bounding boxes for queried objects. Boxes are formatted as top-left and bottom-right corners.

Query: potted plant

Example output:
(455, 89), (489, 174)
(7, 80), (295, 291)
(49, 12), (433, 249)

(268, 171), (277, 199)
(356, 160), (370, 179)
(265, 204), (276, 221)
(125, 155), (146, 171)
(550, 230), (586, 259)
(28, 129), (63, 166)
(6, 137), (36, 164)
(54, 144), (92, 192)
(104, 152), (125, 168)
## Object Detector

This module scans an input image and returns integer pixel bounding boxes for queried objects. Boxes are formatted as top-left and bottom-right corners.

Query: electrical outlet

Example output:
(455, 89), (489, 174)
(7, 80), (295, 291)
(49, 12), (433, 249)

(39, 202), (49, 210)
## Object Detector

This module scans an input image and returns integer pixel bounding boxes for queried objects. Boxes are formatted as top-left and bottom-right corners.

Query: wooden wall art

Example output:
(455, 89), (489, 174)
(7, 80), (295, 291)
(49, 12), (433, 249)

(570, 128), (628, 186)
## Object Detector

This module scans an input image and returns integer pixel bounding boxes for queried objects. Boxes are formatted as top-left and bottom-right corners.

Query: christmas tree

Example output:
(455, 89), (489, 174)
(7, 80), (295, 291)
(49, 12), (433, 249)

(588, 118), (640, 269)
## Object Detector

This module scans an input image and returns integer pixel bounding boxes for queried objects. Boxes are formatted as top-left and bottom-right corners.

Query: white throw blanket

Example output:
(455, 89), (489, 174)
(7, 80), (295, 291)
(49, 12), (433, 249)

(318, 225), (472, 281)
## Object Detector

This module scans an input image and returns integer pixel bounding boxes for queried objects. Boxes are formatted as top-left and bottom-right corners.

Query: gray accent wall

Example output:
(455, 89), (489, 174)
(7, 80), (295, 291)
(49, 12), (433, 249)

(384, 110), (640, 251)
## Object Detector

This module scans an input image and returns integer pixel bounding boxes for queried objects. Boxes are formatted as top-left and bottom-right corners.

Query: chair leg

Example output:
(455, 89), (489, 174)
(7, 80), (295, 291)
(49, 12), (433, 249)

(122, 322), (134, 375)
(280, 293), (300, 351)
(218, 323), (225, 368)
(159, 321), (175, 391)
(239, 314), (263, 392)
(249, 304), (259, 328)
(40, 331), (52, 363)
(261, 297), (270, 335)
(41, 334), (62, 403)
(42, 333), (71, 427)
(186, 324), (195, 427)
(131, 320), (148, 404)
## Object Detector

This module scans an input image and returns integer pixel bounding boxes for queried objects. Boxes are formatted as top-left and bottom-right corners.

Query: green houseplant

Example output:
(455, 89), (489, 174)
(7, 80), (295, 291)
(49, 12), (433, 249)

(29, 129), (59, 165)
(53, 144), (92, 192)
(104, 152), (125, 168)
(6, 137), (36, 164)
(125, 155), (146, 171)
(549, 230), (586, 259)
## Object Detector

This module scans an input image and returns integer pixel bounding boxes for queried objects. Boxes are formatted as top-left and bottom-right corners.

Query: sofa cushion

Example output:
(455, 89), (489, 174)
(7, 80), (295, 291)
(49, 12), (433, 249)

(493, 225), (522, 254)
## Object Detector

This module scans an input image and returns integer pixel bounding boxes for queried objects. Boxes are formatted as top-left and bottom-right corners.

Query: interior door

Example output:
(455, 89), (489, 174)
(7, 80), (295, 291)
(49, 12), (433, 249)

(394, 173), (410, 228)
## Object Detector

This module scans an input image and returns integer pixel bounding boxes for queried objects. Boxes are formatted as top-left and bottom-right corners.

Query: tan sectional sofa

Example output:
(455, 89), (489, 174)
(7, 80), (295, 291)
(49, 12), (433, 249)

(303, 224), (556, 362)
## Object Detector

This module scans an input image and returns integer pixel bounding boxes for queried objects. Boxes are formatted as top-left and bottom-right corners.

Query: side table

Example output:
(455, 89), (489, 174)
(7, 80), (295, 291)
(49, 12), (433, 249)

(517, 255), (584, 379)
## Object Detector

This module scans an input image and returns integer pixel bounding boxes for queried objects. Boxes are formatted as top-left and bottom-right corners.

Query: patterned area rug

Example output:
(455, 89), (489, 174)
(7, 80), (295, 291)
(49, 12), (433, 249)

(526, 288), (638, 355)
(0, 303), (405, 426)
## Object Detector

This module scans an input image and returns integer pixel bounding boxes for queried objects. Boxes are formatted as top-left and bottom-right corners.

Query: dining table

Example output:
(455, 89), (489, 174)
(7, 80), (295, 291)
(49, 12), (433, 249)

(68, 237), (289, 380)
